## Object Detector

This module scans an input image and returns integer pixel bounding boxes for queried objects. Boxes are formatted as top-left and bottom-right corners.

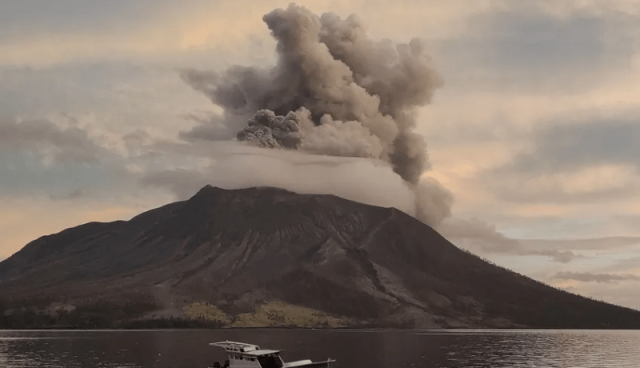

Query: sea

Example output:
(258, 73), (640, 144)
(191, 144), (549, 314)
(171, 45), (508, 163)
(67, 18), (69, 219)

(0, 329), (638, 367)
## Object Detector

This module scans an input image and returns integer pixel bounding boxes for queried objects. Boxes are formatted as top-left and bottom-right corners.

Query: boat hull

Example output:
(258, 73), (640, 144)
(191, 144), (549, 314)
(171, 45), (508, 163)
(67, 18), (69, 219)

(284, 360), (335, 368)
(302, 362), (333, 368)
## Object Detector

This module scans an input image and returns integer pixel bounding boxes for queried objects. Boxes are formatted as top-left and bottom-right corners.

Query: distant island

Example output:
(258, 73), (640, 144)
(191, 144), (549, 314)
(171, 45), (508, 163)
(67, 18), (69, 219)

(1, 185), (640, 330)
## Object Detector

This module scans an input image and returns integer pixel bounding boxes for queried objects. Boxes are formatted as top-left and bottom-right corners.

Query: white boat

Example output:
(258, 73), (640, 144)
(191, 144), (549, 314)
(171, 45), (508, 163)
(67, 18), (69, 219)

(207, 340), (335, 368)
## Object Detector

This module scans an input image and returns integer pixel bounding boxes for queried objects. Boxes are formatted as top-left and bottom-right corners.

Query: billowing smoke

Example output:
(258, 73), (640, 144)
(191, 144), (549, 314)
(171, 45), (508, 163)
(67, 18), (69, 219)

(236, 110), (303, 150)
(180, 3), (452, 227)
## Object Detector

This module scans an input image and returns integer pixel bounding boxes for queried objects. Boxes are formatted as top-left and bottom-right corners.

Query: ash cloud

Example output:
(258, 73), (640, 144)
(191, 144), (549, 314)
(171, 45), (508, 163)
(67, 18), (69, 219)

(180, 3), (450, 227)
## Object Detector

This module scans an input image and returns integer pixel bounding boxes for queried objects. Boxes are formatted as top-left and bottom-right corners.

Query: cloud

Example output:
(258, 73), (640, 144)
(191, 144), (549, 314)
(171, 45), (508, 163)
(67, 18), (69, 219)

(519, 237), (640, 251)
(483, 163), (639, 204)
(139, 168), (213, 200)
(424, 1), (640, 97)
(483, 13), (605, 70)
(0, 116), (105, 165)
(0, 0), (493, 68)
(479, 118), (640, 205)
(0, 115), (147, 201)
(139, 141), (419, 217)
(440, 217), (583, 263)
(552, 271), (640, 283)
(605, 256), (640, 274)
(502, 119), (640, 173)
(609, 215), (640, 236)
(48, 188), (85, 201)
(178, 111), (249, 142)
(435, 13), (605, 94)
(0, 0), (221, 67)
(0, 1), (161, 35)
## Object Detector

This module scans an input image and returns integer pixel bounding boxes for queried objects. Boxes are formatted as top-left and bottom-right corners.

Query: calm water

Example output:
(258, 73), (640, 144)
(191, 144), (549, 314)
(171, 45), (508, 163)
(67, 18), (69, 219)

(0, 329), (639, 367)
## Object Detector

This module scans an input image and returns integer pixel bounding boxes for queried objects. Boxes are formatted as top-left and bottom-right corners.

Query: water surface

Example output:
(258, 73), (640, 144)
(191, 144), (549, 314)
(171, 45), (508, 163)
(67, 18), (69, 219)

(0, 329), (638, 367)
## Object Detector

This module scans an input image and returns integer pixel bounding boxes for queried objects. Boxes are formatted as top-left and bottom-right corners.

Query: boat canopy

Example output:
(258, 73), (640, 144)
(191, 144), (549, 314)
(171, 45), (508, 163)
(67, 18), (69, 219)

(210, 341), (281, 356)
(245, 350), (282, 356)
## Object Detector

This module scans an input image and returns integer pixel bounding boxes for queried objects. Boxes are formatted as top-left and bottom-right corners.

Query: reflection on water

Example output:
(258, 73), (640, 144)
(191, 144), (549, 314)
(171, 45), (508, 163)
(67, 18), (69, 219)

(0, 329), (639, 368)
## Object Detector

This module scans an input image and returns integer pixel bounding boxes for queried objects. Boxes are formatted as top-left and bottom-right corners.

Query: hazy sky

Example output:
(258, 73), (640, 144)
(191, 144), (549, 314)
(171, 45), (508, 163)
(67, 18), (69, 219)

(1, 0), (640, 309)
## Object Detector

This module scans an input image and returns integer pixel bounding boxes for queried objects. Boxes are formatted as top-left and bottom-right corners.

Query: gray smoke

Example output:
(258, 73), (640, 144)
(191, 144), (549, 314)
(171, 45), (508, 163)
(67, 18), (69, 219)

(236, 110), (303, 149)
(234, 107), (386, 158)
(180, 3), (451, 226)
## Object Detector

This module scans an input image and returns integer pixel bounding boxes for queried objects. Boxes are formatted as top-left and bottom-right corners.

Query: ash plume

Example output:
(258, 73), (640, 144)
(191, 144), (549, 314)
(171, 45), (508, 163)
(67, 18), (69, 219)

(180, 3), (451, 227)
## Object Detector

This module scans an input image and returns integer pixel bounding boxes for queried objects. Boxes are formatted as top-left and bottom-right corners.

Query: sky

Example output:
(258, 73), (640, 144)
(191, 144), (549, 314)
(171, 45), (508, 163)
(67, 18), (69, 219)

(1, 0), (640, 309)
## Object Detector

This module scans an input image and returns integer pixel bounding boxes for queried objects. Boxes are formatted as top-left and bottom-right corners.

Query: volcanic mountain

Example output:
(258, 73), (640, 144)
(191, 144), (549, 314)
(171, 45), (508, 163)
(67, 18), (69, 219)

(1, 185), (639, 329)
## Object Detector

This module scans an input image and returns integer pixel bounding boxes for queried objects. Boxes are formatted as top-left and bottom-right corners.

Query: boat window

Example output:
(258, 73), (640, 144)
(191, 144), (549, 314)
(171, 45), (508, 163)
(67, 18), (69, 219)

(257, 354), (284, 368)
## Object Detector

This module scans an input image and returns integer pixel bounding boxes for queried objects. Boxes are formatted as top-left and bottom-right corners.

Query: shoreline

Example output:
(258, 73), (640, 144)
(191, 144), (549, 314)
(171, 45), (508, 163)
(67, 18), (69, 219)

(2, 326), (640, 331)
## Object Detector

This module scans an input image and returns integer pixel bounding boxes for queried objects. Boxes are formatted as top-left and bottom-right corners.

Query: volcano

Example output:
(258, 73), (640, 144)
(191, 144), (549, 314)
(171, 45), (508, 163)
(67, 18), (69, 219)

(1, 185), (639, 329)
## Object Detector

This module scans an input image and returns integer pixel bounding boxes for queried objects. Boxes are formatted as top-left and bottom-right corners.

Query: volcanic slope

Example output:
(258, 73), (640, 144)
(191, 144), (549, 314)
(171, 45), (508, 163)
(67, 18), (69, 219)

(1, 185), (639, 329)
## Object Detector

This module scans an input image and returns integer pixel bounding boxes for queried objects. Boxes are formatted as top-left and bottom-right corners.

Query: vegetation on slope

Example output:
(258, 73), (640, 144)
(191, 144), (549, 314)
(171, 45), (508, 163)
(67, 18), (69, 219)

(229, 301), (346, 328)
